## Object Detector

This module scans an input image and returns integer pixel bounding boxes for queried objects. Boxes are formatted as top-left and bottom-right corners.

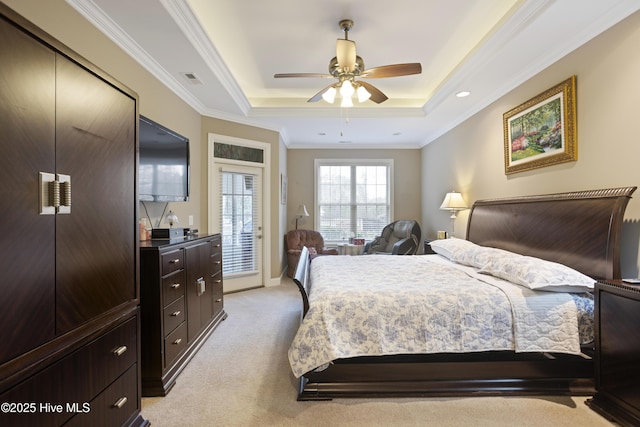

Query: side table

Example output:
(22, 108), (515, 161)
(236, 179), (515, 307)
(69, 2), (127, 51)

(586, 280), (640, 426)
(423, 240), (436, 254)
(337, 244), (365, 255)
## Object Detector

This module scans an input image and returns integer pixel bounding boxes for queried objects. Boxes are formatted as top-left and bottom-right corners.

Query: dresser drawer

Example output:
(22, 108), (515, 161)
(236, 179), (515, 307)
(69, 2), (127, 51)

(0, 315), (137, 427)
(88, 316), (138, 394)
(209, 234), (222, 251)
(164, 322), (187, 367)
(211, 251), (222, 275)
(162, 269), (186, 306)
(65, 364), (139, 427)
(213, 280), (224, 317)
(163, 297), (185, 335)
(161, 249), (184, 275)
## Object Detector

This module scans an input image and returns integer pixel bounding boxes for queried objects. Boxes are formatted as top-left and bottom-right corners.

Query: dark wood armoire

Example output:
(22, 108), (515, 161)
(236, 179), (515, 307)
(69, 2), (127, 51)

(0, 3), (146, 426)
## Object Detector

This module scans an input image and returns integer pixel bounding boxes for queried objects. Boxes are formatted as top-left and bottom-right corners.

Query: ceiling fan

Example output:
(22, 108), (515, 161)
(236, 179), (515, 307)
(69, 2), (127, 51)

(274, 19), (422, 107)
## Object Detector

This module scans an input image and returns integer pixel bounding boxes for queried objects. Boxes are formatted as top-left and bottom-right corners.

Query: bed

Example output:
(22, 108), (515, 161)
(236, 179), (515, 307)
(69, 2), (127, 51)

(290, 187), (636, 400)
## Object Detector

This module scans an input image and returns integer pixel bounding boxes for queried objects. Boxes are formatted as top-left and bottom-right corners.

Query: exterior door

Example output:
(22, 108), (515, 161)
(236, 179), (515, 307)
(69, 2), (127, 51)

(219, 165), (263, 292)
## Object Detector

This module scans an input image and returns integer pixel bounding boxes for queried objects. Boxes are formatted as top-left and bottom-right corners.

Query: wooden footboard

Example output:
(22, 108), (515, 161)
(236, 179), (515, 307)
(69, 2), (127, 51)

(298, 351), (594, 400)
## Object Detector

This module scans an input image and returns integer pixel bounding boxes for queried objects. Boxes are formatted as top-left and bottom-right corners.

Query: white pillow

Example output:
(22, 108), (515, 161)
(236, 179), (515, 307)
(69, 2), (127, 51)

(478, 255), (595, 293)
(454, 245), (519, 268)
(428, 238), (478, 261)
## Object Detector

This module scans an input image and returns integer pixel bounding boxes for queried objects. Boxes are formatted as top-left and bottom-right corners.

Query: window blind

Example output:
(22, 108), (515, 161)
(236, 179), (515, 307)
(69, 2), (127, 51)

(219, 168), (259, 276)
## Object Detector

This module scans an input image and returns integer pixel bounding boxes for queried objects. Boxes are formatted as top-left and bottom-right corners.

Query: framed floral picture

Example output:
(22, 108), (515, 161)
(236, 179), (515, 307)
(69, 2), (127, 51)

(503, 76), (577, 175)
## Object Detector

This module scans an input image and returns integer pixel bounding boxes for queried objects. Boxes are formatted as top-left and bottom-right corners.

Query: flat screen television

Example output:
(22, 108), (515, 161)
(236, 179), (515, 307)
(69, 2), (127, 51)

(139, 116), (190, 202)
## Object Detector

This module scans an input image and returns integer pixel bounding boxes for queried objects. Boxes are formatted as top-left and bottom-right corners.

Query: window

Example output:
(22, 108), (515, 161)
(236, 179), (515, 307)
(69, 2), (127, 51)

(315, 159), (393, 243)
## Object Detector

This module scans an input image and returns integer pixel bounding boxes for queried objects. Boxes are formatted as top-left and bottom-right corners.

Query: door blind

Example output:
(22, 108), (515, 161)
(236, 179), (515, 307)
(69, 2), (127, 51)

(219, 169), (259, 276)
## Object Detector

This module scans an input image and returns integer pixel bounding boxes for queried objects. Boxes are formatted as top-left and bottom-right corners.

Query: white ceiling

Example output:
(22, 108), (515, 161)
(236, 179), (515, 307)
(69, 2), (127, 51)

(67, 0), (640, 148)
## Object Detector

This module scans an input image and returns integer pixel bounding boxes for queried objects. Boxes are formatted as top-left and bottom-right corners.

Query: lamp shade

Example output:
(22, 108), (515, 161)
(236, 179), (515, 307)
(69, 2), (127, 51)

(440, 192), (468, 210)
(322, 86), (337, 103)
(440, 191), (467, 211)
(295, 204), (309, 230)
(339, 81), (355, 98)
(165, 210), (179, 227)
(357, 85), (371, 102)
(296, 205), (309, 218)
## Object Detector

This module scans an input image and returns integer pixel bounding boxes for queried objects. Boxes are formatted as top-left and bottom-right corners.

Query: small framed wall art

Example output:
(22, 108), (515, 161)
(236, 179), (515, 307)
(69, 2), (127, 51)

(503, 76), (577, 175)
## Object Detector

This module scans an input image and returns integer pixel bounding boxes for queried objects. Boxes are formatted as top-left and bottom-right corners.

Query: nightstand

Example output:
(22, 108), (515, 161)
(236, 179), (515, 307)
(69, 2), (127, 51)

(586, 280), (640, 426)
(423, 240), (436, 255)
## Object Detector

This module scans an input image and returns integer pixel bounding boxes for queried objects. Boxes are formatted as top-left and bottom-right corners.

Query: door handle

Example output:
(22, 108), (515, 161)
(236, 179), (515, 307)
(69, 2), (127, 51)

(39, 172), (71, 215)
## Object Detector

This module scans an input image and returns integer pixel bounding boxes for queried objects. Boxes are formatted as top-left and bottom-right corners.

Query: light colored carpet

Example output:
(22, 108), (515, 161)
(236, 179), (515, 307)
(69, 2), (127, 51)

(141, 279), (613, 427)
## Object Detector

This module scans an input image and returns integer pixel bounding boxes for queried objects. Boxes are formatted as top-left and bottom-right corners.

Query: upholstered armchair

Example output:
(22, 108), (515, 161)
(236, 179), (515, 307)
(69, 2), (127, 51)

(286, 229), (338, 277)
(364, 220), (421, 255)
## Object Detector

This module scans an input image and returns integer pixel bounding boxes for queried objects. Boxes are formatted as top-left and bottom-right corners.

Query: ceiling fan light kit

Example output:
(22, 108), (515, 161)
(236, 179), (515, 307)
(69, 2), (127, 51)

(274, 19), (421, 107)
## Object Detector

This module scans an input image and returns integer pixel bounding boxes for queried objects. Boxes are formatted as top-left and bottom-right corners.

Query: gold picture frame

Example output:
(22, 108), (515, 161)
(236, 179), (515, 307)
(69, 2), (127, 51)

(503, 76), (577, 175)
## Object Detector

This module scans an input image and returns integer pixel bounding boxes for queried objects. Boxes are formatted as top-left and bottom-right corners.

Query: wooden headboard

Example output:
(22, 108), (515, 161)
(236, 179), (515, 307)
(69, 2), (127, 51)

(466, 187), (636, 280)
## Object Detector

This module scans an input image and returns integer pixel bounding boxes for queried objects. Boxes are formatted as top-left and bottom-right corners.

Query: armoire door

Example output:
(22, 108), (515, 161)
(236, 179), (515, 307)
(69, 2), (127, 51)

(0, 15), (56, 364)
(54, 55), (137, 333)
(185, 241), (214, 341)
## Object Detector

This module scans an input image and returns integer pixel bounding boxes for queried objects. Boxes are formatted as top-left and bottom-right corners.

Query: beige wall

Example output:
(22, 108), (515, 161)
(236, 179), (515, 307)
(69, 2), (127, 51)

(4, 0), (288, 283)
(422, 10), (640, 277)
(286, 148), (422, 243)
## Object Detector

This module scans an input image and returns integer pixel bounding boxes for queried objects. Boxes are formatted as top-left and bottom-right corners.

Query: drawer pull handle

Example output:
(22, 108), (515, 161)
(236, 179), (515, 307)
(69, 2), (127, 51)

(169, 258), (180, 264)
(171, 310), (181, 317)
(113, 346), (128, 356)
(215, 279), (222, 284)
(173, 338), (182, 345)
(171, 283), (181, 289)
(215, 261), (222, 265)
(112, 397), (128, 409)
(216, 298), (222, 303)
(215, 244), (221, 247)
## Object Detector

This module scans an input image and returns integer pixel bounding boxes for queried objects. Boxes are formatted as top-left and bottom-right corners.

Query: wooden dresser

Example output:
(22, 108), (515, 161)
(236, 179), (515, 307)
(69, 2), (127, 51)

(140, 234), (227, 396)
(587, 280), (640, 426)
(0, 3), (145, 426)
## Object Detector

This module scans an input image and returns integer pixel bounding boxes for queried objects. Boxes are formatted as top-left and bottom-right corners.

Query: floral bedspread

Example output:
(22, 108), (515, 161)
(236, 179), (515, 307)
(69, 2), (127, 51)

(288, 255), (592, 378)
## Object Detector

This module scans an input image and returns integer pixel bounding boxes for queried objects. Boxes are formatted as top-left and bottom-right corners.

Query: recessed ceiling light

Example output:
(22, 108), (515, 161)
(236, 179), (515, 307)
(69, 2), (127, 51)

(392, 132), (402, 136)
(318, 132), (326, 136)
(456, 91), (471, 98)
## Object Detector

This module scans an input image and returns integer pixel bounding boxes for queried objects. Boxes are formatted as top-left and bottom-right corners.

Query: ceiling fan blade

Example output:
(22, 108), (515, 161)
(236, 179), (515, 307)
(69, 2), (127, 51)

(357, 81), (388, 104)
(308, 84), (336, 102)
(336, 39), (356, 72)
(274, 73), (333, 78)
(361, 63), (422, 78)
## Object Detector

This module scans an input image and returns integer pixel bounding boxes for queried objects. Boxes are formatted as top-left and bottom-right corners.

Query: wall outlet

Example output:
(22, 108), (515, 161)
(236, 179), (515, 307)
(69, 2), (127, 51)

(188, 215), (194, 226)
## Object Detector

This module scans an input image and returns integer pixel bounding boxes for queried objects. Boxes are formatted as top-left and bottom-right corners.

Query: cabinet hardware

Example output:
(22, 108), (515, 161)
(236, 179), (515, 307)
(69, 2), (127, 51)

(171, 283), (181, 289)
(39, 172), (71, 215)
(196, 277), (206, 296)
(216, 298), (222, 303)
(215, 279), (222, 284)
(171, 310), (181, 317)
(112, 397), (128, 409)
(60, 178), (71, 208)
(49, 180), (60, 209)
(173, 338), (182, 345)
(113, 345), (128, 356)
(169, 258), (180, 264)
(215, 261), (222, 265)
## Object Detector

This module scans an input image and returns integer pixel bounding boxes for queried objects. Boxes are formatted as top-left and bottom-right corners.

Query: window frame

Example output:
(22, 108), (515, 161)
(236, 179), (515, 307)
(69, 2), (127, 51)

(314, 158), (394, 244)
